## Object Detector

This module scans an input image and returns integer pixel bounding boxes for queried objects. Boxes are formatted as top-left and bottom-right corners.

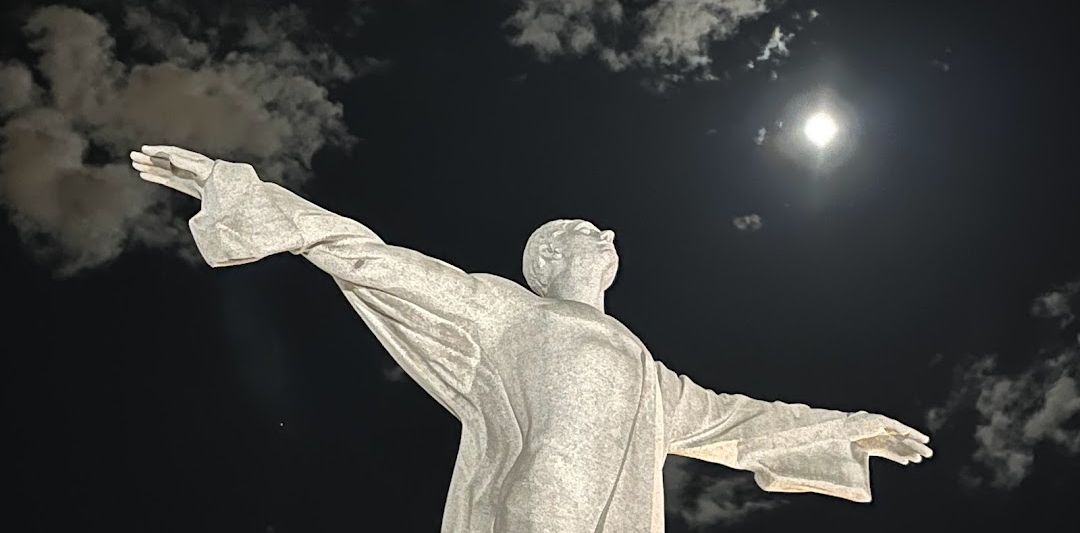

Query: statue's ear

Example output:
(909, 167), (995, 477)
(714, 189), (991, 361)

(538, 243), (563, 263)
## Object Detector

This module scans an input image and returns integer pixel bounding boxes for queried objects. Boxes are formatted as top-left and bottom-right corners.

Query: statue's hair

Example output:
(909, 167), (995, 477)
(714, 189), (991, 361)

(522, 219), (580, 296)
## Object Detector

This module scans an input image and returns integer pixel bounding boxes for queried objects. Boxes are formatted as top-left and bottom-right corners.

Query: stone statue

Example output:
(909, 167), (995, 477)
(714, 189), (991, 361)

(131, 146), (933, 532)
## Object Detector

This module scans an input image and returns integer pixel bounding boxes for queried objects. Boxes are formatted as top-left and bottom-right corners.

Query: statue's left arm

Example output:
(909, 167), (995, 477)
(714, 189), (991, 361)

(655, 360), (932, 503)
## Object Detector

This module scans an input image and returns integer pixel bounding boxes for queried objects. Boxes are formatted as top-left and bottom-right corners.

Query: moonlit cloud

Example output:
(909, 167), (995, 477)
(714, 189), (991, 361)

(754, 26), (792, 62)
(0, 4), (375, 276)
(926, 279), (1080, 489)
(1031, 281), (1079, 328)
(930, 47), (953, 73)
(0, 62), (38, 115)
(753, 127), (767, 145)
(664, 456), (785, 528)
(383, 364), (407, 382)
(507, 0), (777, 90)
(732, 213), (763, 231)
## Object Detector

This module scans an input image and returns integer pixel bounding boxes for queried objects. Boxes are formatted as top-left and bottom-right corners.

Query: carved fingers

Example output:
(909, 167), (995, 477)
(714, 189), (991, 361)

(844, 411), (934, 466)
(845, 411), (929, 441)
(842, 411), (934, 466)
(856, 434), (934, 465)
(878, 416), (930, 444)
(130, 145), (214, 199)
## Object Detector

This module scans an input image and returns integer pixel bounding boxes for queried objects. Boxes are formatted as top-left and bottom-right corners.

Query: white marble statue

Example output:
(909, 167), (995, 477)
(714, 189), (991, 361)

(131, 146), (933, 532)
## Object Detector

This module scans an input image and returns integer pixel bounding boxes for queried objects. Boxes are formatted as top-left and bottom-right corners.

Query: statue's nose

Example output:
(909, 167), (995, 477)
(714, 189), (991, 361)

(600, 230), (615, 243)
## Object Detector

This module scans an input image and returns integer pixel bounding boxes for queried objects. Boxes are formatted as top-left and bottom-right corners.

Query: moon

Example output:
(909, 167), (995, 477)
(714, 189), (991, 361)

(777, 88), (857, 173)
(804, 112), (839, 148)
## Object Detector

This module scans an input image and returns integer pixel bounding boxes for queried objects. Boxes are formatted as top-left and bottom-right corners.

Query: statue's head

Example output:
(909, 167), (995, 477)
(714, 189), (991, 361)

(522, 219), (618, 298)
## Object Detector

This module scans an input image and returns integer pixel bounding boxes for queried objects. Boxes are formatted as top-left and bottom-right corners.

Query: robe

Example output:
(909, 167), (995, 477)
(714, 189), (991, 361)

(187, 160), (877, 532)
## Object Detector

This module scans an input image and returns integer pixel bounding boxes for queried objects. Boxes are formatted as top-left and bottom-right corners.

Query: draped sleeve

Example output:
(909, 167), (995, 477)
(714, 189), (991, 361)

(655, 360), (873, 502)
(188, 160), (500, 416)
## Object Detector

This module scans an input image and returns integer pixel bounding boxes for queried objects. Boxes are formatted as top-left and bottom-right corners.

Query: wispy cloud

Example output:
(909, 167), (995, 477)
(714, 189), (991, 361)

(507, 0), (788, 90)
(664, 456), (785, 529)
(1031, 281), (1080, 329)
(382, 365), (407, 382)
(753, 127), (767, 145)
(926, 279), (1080, 489)
(754, 26), (792, 62)
(732, 213), (763, 231)
(0, 4), (377, 276)
(930, 47), (953, 73)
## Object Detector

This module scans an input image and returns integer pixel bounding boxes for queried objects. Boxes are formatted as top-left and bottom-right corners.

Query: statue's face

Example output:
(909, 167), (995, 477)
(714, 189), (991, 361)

(555, 220), (619, 290)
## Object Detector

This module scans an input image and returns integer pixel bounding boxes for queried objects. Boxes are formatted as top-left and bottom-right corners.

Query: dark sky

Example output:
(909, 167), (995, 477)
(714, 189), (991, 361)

(3, 0), (1079, 531)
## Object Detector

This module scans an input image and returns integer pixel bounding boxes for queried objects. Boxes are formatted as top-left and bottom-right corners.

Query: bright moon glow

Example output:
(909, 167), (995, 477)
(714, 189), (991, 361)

(804, 112), (839, 148)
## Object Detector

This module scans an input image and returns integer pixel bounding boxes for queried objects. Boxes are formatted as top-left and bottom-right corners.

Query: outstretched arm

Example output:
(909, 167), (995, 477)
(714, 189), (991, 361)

(132, 146), (470, 288)
(655, 360), (931, 503)
(132, 146), (501, 414)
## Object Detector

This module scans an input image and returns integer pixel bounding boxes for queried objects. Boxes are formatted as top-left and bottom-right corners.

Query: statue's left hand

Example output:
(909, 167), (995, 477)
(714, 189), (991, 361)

(844, 412), (933, 465)
(130, 145), (215, 199)
(854, 433), (933, 465)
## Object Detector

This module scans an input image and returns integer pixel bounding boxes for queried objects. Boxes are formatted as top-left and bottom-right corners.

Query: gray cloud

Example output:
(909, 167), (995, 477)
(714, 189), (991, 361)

(383, 364), (407, 382)
(506, 0), (623, 59)
(124, 6), (210, 64)
(926, 279), (1080, 489)
(0, 62), (38, 115)
(664, 456), (785, 529)
(507, 0), (778, 90)
(754, 25), (792, 63)
(930, 46), (952, 73)
(1031, 281), (1079, 328)
(753, 127), (766, 145)
(732, 213), (762, 231)
(0, 4), (373, 276)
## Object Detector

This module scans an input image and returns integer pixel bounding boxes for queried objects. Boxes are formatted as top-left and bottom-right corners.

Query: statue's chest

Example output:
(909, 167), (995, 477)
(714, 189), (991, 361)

(495, 315), (648, 451)
(505, 316), (642, 404)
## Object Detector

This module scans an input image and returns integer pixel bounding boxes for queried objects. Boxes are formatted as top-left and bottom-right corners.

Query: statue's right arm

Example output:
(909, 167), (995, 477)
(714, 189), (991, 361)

(132, 148), (502, 410)
(173, 158), (496, 320)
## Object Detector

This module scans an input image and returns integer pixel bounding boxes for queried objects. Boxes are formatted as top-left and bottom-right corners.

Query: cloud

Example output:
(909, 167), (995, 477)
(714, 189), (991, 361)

(0, 62), (38, 115)
(732, 213), (762, 231)
(383, 364), (407, 382)
(0, 5), (375, 276)
(507, 0), (777, 89)
(754, 26), (792, 62)
(930, 47), (952, 73)
(753, 127), (766, 145)
(664, 456), (785, 529)
(506, 0), (623, 59)
(926, 279), (1080, 489)
(1031, 281), (1079, 328)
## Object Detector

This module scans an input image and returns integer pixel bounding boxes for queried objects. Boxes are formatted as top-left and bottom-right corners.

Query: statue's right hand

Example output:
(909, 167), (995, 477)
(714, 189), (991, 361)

(130, 145), (215, 199)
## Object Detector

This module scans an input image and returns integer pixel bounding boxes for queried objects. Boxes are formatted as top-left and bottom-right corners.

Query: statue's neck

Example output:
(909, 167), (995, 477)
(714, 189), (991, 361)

(547, 277), (606, 313)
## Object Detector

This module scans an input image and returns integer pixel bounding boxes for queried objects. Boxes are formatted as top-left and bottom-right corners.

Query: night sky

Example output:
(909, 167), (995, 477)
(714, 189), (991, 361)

(3, 1), (1079, 531)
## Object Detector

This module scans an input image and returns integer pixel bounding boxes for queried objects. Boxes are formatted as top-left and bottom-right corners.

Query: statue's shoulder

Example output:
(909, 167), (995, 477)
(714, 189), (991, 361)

(472, 273), (538, 302)
(534, 300), (631, 343)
